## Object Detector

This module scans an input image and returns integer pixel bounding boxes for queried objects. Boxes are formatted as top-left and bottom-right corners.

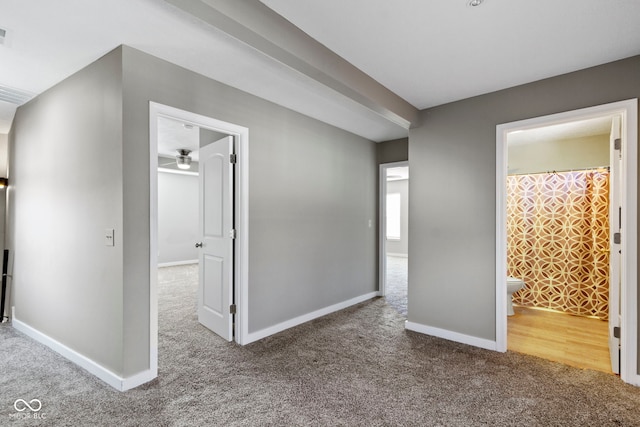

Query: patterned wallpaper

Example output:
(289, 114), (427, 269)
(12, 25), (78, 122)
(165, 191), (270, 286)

(506, 169), (610, 319)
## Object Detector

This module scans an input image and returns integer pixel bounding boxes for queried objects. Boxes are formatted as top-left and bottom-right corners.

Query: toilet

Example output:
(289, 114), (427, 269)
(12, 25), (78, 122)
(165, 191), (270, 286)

(506, 276), (525, 316)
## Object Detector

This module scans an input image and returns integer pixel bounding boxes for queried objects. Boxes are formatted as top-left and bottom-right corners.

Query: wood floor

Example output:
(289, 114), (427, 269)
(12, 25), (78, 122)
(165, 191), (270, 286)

(507, 305), (613, 374)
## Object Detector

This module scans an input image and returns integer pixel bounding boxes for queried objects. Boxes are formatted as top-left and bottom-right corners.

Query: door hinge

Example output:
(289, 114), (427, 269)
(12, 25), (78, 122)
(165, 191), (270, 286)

(614, 138), (622, 151)
(230, 153), (237, 164)
(614, 232), (621, 244)
(619, 206), (622, 229)
(614, 326), (621, 339)
(230, 304), (237, 315)
(229, 229), (236, 239)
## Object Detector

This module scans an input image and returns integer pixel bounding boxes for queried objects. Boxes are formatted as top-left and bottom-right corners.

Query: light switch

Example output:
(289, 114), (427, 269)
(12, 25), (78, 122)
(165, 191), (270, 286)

(368, 219), (373, 228)
(105, 228), (115, 246)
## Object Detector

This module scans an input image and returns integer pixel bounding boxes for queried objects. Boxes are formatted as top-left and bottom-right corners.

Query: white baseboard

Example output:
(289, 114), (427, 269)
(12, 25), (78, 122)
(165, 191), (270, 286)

(121, 366), (157, 392)
(158, 259), (198, 268)
(11, 308), (155, 392)
(625, 374), (640, 387)
(386, 253), (408, 258)
(405, 320), (498, 351)
(245, 292), (378, 344)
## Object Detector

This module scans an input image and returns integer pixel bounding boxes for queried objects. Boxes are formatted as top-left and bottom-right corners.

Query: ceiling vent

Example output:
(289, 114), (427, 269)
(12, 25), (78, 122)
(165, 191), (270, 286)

(0, 84), (35, 105)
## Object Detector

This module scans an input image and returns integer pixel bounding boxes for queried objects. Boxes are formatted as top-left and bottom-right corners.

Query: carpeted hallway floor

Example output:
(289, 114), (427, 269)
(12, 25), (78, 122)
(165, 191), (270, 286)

(2, 264), (640, 426)
(385, 255), (407, 316)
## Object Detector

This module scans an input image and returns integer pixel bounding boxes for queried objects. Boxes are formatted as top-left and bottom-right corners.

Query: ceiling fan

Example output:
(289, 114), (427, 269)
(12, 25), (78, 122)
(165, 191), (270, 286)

(159, 149), (193, 170)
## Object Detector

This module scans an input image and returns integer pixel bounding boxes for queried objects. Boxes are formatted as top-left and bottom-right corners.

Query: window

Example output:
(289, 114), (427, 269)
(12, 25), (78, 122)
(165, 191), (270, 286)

(386, 193), (401, 240)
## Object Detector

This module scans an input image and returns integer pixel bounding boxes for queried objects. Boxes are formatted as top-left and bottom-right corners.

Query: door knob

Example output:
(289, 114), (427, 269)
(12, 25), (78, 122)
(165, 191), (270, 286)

(195, 242), (203, 248)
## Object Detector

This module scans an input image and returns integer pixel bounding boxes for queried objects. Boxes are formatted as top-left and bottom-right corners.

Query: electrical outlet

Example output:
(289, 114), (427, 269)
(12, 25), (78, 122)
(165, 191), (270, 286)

(105, 229), (115, 246)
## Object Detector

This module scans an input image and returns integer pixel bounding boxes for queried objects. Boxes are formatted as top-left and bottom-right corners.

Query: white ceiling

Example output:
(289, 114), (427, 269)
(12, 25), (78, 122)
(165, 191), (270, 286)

(262, 0), (640, 109)
(157, 116), (200, 162)
(2, 0), (640, 144)
(508, 116), (612, 146)
(387, 167), (408, 181)
(0, 0), (406, 140)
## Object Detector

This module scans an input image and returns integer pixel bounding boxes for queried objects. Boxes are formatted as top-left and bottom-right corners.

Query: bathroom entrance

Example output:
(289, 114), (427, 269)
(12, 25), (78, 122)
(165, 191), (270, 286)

(496, 100), (638, 383)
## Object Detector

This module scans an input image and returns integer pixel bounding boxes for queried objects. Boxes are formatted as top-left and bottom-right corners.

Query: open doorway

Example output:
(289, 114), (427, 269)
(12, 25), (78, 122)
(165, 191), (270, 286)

(496, 99), (638, 385)
(156, 116), (201, 269)
(156, 117), (236, 334)
(149, 103), (250, 377)
(505, 114), (615, 373)
(379, 161), (409, 316)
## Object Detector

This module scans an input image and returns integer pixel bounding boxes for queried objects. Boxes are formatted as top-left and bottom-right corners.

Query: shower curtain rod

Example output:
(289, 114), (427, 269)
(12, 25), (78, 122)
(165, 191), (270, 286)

(508, 166), (610, 177)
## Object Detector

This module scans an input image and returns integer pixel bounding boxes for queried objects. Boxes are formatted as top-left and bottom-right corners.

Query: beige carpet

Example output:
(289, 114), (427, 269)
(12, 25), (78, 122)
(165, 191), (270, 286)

(1, 264), (640, 426)
(385, 255), (407, 316)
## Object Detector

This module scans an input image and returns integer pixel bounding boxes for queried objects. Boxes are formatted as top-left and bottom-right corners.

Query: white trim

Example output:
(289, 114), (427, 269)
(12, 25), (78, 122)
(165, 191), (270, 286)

(379, 161), (409, 297)
(495, 115), (508, 352)
(149, 103), (251, 353)
(235, 124), (250, 346)
(149, 106), (160, 383)
(158, 260), (198, 268)
(496, 99), (638, 385)
(12, 310), (154, 392)
(386, 252), (408, 258)
(620, 101), (640, 386)
(157, 167), (198, 177)
(245, 292), (378, 344)
(405, 321), (498, 351)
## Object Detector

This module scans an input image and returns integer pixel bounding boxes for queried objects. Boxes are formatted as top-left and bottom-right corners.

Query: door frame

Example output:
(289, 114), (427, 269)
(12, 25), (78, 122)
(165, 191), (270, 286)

(379, 160), (409, 296)
(149, 102), (250, 376)
(495, 99), (638, 385)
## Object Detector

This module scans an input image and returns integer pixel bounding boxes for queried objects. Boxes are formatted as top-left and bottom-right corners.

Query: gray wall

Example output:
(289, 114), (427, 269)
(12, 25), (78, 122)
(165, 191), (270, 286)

(157, 171), (199, 265)
(7, 49), (125, 374)
(0, 134), (8, 175)
(386, 179), (408, 256)
(408, 55), (640, 350)
(121, 45), (376, 371)
(509, 134), (610, 175)
(377, 138), (408, 165)
(8, 45), (377, 380)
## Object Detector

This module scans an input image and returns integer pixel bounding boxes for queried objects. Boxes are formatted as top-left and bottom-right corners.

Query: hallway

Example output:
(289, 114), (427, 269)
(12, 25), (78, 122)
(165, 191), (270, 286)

(385, 255), (407, 316)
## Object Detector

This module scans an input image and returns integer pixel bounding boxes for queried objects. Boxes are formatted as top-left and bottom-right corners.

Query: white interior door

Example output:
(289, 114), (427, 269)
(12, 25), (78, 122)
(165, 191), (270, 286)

(609, 115), (622, 374)
(197, 136), (234, 341)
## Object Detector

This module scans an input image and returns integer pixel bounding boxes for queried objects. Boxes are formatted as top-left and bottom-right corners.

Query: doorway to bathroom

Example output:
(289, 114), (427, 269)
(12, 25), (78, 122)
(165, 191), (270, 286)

(379, 161), (409, 317)
(505, 113), (618, 373)
(496, 100), (638, 385)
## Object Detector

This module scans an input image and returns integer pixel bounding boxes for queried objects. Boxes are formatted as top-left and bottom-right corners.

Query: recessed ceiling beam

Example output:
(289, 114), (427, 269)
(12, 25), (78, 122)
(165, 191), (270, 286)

(163, 0), (418, 130)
